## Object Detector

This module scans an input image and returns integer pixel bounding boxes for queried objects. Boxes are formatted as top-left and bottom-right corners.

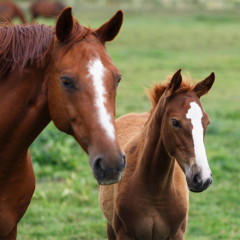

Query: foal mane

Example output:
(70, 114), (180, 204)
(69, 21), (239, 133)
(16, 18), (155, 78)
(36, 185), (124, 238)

(0, 20), (96, 78)
(147, 74), (196, 109)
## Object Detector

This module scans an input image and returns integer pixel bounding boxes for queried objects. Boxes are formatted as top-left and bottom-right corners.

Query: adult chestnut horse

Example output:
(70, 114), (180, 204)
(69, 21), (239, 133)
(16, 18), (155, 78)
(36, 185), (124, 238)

(99, 69), (215, 240)
(0, 2), (25, 23)
(30, 1), (65, 19)
(0, 7), (125, 239)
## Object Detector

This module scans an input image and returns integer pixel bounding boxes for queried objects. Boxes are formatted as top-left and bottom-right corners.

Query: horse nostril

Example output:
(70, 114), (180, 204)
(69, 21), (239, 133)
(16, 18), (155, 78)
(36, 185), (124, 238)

(121, 154), (126, 172)
(93, 158), (105, 178)
(192, 173), (202, 187)
(203, 177), (212, 188)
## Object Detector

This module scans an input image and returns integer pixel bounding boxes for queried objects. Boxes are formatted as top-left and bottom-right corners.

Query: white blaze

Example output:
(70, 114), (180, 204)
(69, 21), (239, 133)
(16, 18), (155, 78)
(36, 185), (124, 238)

(88, 58), (115, 140)
(186, 101), (211, 181)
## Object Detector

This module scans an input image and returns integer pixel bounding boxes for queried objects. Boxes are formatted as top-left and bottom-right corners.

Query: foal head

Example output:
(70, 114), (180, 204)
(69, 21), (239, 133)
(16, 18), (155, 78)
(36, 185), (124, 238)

(158, 69), (215, 192)
(48, 8), (125, 185)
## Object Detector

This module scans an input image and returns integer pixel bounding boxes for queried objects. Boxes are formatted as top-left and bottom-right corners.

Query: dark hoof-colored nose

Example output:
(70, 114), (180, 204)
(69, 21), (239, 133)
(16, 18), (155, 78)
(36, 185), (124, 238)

(192, 173), (203, 188)
(190, 173), (212, 192)
(92, 153), (126, 185)
(203, 177), (212, 189)
(93, 157), (105, 178)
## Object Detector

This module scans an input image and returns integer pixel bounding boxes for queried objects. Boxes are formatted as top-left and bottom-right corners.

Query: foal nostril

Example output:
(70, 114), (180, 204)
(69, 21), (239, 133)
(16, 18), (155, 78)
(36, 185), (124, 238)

(93, 158), (105, 178)
(192, 173), (203, 187)
(203, 177), (212, 189)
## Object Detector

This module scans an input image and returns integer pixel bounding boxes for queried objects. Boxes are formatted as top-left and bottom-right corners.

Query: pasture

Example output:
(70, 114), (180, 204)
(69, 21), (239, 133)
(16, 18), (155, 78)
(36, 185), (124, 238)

(15, 7), (240, 240)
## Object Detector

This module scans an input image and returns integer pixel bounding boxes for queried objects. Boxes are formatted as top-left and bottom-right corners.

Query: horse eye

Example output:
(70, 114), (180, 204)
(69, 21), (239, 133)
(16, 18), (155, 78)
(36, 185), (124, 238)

(171, 119), (181, 128)
(117, 76), (122, 86)
(61, 77), (74, 88)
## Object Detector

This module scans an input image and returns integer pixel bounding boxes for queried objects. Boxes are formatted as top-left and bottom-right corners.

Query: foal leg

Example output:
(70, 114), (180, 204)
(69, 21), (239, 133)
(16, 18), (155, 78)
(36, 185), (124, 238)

(3, 225), (17, 240)
(107, 222), (116, 240)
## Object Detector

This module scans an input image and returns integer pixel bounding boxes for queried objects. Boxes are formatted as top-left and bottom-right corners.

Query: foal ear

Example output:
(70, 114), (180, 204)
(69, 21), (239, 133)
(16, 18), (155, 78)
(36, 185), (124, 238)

(56, 7), (74, 42)
(166, 69), (182, 97)
(96, 10), (123, 42)
(193, 72), (215, 98)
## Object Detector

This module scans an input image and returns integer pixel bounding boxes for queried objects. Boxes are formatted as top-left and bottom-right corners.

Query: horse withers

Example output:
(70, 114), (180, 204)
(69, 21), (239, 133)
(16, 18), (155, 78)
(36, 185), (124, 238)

(0, 8), (125, 239)
(99, 69), (215, 240)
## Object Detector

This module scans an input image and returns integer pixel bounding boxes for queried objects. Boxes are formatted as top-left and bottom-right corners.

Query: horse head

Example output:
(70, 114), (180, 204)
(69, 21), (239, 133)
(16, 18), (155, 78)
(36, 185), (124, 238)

(48, 8), (126, 185)
(161, 69), (215, 192)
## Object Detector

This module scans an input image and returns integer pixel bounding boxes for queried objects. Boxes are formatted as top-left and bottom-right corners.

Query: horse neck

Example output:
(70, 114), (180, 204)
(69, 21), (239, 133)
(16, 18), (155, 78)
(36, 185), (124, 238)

(0, 56), (53, 167)
(134, 97), (175, 192)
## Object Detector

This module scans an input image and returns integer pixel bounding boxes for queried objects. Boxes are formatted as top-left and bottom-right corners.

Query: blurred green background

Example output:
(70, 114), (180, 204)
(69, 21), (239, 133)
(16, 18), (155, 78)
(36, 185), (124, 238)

(7, 0), (240, 239)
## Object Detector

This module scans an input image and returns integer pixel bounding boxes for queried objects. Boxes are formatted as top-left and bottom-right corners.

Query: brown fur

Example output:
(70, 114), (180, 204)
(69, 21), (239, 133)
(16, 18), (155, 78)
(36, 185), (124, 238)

(0, 19), (99, 78)
(0, 8), (124, 239)
(99, 70), (215, 240)
(147, 74), (195, 109)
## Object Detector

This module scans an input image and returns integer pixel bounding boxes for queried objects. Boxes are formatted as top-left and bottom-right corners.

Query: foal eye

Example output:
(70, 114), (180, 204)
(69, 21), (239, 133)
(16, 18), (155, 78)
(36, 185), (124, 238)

(117, 76), (122, 86)
(171, 119), (181, 128)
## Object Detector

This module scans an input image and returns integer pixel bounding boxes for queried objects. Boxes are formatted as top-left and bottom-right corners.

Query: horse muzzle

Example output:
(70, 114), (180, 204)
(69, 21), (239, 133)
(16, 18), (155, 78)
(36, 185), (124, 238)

(186, 167), (212, 193)
(91, 152), (126, 185)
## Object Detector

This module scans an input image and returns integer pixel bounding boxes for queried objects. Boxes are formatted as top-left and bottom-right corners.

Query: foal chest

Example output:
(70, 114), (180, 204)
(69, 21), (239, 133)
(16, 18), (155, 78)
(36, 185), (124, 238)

(116, 191), (188, 239)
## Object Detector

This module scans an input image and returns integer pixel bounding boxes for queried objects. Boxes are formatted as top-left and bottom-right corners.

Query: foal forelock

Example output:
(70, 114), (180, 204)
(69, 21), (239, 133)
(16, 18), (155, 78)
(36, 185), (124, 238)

(186, 102), (210, 180)
(88, 58), (115, 140)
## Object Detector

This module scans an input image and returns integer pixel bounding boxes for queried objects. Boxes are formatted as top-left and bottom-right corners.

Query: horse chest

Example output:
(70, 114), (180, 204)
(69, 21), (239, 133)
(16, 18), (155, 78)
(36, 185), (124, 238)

(152, 194), (188, 238)
(116, 192), (188, 240)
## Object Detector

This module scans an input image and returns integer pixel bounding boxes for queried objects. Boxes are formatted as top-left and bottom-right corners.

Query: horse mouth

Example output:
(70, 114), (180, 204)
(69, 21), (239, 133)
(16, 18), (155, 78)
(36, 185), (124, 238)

(97, 173), (122, 185)
(189, 188), (203, 193)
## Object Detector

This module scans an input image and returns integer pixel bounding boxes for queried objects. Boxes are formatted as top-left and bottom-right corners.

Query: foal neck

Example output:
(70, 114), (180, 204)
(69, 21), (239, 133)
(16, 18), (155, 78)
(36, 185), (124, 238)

(134, 97), (175, 192)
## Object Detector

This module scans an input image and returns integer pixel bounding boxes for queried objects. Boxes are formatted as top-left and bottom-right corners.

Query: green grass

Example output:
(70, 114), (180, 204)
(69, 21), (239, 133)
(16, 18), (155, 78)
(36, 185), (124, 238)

(16, 9), (240, 240)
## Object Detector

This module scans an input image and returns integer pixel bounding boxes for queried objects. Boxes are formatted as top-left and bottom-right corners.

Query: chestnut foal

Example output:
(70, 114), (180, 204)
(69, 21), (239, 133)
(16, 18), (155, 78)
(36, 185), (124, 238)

(99, 69), (215, 240)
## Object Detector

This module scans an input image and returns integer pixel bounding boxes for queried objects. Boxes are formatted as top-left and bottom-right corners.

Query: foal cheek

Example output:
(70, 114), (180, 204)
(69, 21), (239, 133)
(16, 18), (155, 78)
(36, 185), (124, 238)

(162, 128), (177, 157)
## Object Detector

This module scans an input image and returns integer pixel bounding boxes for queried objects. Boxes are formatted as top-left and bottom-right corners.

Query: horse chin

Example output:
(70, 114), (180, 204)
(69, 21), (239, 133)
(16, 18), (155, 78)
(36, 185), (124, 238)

(188, 188), (203, 193)
(97, 173), (122, 185)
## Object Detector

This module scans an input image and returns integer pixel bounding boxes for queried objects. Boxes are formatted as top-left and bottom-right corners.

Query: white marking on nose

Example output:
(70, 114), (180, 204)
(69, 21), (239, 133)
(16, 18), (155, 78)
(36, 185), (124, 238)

(88, 58), (115, 140)
(186, 101), (211, 181)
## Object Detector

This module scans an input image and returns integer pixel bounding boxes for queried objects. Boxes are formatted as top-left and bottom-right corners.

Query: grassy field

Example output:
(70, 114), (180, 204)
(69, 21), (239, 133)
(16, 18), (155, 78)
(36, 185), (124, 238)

(15, 8), (240, 240)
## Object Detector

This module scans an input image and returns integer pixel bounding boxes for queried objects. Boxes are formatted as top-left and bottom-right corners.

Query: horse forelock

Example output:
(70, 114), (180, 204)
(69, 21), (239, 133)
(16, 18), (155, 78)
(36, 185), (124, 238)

(144, 75), (197, 126)
(54, 18), (101, 57)
(0, 20), (99, 78)
(146, 74), (197, 109)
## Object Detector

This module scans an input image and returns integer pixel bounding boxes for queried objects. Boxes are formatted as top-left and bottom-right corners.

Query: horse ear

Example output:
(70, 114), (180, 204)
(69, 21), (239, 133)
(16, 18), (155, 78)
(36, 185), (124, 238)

(96, 10), (123, 42)
(56, 7), (73, 42)
(193, 72), (215, 98)
(166, 69), (182, 97)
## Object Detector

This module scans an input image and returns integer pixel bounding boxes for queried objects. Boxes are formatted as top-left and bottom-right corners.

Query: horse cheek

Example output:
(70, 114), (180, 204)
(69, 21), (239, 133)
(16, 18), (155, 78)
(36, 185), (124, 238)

(48, 81), (73, 135)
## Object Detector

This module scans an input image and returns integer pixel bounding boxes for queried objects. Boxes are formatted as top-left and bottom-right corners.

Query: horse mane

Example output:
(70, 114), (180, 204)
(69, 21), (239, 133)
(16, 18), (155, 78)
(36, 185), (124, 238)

(0, 23), (54, 78)
(147, 74), (196, 109)
(0, 19), (96, 78)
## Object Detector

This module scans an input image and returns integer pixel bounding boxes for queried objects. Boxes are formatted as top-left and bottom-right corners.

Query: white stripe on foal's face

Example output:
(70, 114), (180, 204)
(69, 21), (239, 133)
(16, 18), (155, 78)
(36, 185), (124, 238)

(186, 101), (211, 181)
(88, 58), (115, 140)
